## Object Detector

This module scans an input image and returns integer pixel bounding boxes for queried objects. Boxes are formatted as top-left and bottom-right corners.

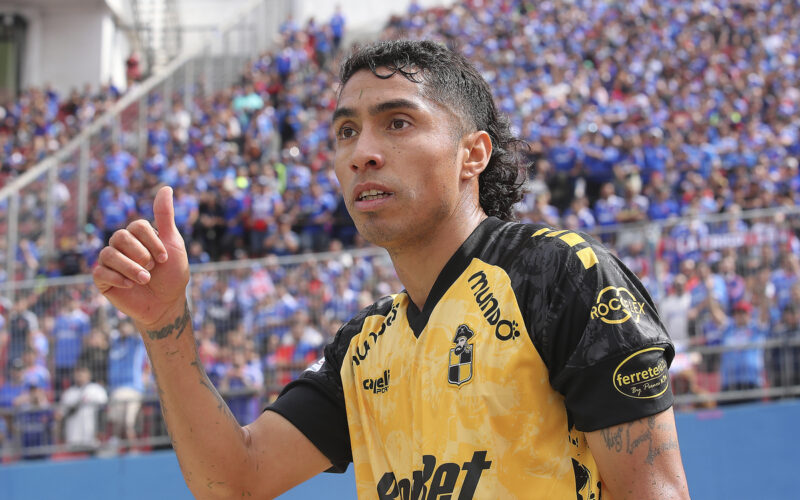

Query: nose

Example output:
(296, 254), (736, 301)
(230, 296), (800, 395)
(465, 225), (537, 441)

(350, 128), (385, 172)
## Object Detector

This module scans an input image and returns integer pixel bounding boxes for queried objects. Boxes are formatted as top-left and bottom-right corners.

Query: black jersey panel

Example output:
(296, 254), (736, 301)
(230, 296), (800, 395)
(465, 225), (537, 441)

(482, 222), (675, 430)
(536, 231), (675, 429)
(266, 383), (352, 472)
(558, 343), (675, 431)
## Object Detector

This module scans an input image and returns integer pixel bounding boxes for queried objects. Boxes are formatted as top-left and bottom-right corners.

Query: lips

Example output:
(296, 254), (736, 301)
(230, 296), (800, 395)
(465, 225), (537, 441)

(357, 189), (392, 201)
(353, 183), (395, 206)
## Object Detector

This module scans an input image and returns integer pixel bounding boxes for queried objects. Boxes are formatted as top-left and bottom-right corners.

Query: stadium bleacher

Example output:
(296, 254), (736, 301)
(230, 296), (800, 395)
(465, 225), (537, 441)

(1, 0), (799, 463)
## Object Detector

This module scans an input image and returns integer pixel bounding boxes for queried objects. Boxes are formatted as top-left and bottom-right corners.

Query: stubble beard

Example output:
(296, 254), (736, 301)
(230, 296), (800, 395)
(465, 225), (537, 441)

(353, 201), (450, 255)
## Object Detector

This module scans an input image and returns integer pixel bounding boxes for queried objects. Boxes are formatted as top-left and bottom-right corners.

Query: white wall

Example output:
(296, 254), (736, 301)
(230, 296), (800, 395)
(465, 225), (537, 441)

(0, 4), (42, 92)
(1, 0), (454, 95)
(40, 6), (105, 92)
(175, 0), (457, 53)
(177, 0), (257, 52)
(293, 0), (456, 34)
(0, 1), (130, 94)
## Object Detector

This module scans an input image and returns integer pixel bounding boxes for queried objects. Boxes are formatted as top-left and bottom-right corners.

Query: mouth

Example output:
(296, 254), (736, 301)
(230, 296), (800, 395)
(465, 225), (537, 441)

(356, 189), (393, 202)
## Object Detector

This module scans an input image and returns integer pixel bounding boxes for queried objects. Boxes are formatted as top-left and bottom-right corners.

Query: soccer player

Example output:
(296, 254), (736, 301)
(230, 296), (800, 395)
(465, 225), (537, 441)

(92, 40), (691, 499)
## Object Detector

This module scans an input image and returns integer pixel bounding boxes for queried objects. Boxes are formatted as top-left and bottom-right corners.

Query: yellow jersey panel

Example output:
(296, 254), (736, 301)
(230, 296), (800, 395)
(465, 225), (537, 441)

(342, 260), (600, 499)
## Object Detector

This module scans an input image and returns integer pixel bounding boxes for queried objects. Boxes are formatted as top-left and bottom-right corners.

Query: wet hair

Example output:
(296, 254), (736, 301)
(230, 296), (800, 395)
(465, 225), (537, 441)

(339, 40), (526, 221)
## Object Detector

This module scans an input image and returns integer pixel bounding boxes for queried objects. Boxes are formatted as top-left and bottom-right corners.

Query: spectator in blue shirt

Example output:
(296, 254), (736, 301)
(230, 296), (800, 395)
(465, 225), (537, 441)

(709, 298), (768, 405)
(593, 182), (624, 227)
(329, 5), (345, 52)
(51, 299), (91, 396)
(647, 186), (681, 221)
(13, 383), (53, 460)
(97, 184), (136, 244)
(296, 182), (337, 252)
(0, 359), (26, 409)
(219, 349), (262, 425)
(107, 320), (147, 450)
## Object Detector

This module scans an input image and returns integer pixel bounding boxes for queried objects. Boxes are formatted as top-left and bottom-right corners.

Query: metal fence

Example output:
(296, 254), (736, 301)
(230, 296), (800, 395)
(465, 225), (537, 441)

(0, 0), (291, 286)
(0, 0), (799, 461)
(0, 246), (394, 461)
(1, 206), (799, 462)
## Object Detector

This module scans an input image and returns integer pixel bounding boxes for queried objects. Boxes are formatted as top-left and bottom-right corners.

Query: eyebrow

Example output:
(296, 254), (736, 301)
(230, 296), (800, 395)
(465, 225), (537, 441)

(331, 98), (422, 124)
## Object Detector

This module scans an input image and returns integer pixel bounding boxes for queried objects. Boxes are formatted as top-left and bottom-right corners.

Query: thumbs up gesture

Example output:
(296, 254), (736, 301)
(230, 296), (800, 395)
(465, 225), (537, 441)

(93, 186), (190, 329)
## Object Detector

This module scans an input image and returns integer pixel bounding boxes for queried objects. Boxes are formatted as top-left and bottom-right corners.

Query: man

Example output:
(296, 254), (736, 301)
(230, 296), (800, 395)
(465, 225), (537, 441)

(106, 320), (147, 450)
(13, 382), (53, 460)
(766, 305), (800, 391)
(56, 364), (108, 452)
(51, 298), (92, 397)
(93, 40), (690, 499)
(709, 298), (768, 405)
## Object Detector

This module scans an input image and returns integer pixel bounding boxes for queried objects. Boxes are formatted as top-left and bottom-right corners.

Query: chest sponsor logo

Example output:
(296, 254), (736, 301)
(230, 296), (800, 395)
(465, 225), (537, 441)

(363, 369), (391, 394)
(590, 286), (646, 325)
(613, 347), (670, 399)
(352, 303), (399, 366)
(377, 451), (492, 500)
(468, 271), (521, 341)
(448, 325), (475, 387)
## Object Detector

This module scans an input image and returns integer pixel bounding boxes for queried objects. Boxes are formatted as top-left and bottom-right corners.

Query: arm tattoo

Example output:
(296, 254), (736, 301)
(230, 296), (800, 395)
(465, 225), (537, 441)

(190, 355), (239, 427)
(146, 302), (191, 340)
(601, 416), (679, 466)
(599, 426), (624, 453)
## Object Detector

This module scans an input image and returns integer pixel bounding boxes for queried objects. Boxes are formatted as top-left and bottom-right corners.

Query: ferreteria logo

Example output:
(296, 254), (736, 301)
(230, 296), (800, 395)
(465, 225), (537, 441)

(467, 270), (521, 341)
(613, 348), (670, 399)
(376, 451), (492, 500)
(448, 325), (475, 387)
(362, 370), (390, 394)
(590, 286), (646, 325)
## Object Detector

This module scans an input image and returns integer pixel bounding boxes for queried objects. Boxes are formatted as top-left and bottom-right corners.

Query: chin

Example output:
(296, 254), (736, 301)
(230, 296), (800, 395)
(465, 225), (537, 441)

(355, 218), (403, 247)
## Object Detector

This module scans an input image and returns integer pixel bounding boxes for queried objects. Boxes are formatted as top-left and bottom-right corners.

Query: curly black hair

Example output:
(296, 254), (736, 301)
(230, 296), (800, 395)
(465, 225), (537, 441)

(338, 40), (526, 221)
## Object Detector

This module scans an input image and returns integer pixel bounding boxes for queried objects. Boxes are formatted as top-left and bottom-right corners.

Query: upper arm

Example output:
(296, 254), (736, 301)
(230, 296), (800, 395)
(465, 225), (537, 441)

(586, 407), (690, 500)
(239, 410), (332, 499)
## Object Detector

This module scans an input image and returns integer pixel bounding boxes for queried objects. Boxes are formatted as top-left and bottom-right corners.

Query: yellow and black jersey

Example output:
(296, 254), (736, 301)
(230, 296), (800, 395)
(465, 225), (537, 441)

(268, 217), (674, 499)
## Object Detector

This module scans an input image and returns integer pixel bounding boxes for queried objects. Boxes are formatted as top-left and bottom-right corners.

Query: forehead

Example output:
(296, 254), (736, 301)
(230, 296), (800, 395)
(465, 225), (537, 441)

(335, 69), (432, 115)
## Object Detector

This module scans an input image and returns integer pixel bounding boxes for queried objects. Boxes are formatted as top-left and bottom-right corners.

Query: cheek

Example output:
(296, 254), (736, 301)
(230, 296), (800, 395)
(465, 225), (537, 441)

(332, 157), (350, 185)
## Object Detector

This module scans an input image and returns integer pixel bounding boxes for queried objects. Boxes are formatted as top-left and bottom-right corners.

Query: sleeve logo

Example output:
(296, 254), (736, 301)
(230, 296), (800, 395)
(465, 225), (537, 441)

(613, 347), (670, 399)
(590, 286), (646, 325)
(306, 357), (325, 372)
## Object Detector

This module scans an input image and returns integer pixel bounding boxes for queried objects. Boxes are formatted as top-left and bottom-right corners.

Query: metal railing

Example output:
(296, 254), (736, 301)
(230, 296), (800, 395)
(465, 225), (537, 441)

(2, 207), (800, 461)
(0, 245), (393, 462)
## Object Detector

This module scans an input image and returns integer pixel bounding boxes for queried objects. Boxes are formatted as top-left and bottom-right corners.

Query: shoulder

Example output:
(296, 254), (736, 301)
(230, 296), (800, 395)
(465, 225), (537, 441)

(324, 295), (397, 367)
(336, 295), (396, 338)
(485, 221), (613, 294)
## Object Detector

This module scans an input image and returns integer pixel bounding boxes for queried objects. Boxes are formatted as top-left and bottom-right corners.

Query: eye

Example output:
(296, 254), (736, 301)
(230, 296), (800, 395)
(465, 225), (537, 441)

(389, 119), (410, 131)
(336, 126), (357, 140)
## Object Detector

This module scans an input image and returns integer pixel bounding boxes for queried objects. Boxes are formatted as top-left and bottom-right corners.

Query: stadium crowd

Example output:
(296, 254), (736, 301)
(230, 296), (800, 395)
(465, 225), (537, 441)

(1, 0), (800, 459)
(0, 84), (124, 189)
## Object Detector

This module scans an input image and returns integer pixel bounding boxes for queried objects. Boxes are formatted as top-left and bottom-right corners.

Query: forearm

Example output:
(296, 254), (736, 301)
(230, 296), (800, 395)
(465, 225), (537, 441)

(136, 301), (252, 499)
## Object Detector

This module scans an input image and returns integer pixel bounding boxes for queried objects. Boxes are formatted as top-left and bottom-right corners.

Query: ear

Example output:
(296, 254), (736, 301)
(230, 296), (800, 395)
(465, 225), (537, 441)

(460, 130), (492, 181)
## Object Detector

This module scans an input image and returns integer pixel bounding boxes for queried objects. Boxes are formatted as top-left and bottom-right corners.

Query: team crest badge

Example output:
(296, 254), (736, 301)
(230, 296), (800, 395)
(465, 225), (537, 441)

(448, 324), (475, 386)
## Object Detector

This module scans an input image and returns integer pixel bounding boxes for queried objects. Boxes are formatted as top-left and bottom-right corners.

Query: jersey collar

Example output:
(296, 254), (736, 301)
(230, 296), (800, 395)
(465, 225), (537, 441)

(405, 216), (506, 337)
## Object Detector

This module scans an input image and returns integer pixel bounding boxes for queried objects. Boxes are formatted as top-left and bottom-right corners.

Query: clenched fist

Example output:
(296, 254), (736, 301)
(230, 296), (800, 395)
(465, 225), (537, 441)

(93, 186), (190, 329)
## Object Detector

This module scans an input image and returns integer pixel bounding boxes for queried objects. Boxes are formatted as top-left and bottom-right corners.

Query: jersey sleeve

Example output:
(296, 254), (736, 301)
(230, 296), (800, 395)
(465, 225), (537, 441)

(265, 296), (394, 472)
(528, 233), (675, 432)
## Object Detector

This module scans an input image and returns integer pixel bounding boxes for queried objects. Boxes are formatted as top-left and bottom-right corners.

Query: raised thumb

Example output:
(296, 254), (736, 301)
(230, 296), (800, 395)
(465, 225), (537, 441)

(153, 186), (179, 240)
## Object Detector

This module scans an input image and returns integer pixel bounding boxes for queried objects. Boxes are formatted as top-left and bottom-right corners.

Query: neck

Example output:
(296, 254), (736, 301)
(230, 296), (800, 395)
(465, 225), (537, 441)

(388, 210), (487, 311)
